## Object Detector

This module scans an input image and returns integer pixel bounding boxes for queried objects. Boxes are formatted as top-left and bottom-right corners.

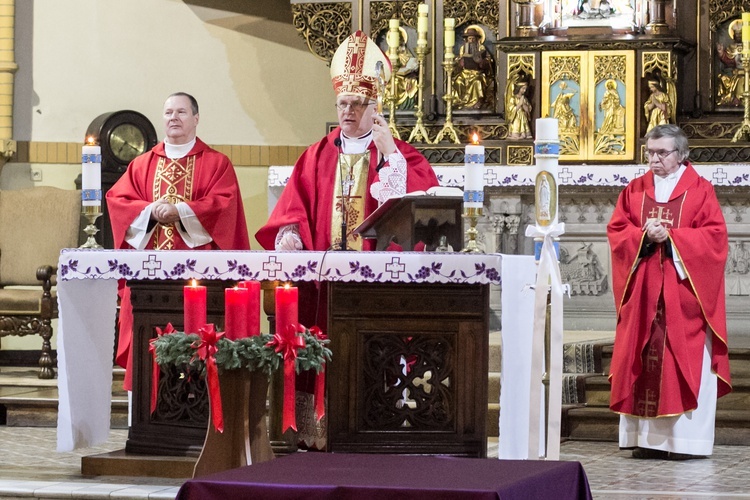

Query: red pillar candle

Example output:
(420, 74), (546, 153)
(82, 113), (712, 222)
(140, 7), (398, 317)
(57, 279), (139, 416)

(238, 280), (261, 336)
(184, 279), (207, 334)
(224, 286), (250, 340)
(275, 283), (298, 339)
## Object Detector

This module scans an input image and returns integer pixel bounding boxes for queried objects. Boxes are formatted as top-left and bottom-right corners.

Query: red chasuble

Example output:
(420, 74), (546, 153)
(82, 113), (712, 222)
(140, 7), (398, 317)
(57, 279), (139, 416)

(106, 138), (250, 389)
(607, 162), (731, 418)
(107, 138), (250, 251)
(255, 127), (438, 252)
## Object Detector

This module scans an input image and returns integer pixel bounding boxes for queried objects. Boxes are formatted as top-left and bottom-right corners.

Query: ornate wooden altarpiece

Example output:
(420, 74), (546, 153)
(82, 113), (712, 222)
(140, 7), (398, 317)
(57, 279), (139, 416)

(289, 0), (750, 164)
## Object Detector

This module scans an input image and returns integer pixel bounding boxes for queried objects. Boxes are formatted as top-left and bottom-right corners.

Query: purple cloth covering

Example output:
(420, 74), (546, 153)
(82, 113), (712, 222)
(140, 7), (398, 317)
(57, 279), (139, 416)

(176, 453), (592, 500)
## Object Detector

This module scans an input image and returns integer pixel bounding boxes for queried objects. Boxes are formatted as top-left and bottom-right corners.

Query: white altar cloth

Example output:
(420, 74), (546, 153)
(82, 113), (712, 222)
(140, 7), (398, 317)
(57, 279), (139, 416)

(55, 249), (527, 452)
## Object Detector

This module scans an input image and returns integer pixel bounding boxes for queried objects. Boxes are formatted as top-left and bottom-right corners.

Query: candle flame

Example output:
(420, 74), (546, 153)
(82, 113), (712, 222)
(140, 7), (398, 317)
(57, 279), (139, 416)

(86, 136), (97, 146)
(471, 133), (480, 145)
(284, 282), (291, 289)
(191, 279), (198, 287)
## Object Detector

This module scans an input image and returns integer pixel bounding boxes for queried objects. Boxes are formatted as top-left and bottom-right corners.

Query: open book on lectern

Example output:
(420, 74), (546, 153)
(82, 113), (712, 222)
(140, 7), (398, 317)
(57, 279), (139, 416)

(353, 186), (463, 240)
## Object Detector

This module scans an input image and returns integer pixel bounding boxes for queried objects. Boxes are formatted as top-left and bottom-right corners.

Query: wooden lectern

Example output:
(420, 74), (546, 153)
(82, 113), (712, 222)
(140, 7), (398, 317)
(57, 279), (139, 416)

(355, 195), (464, 252)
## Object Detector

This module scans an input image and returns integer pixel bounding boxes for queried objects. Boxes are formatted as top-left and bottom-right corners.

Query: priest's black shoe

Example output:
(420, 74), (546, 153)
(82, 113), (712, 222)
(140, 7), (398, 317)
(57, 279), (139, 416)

(667, 452), (706, 460)
(631, 447), (669, 459)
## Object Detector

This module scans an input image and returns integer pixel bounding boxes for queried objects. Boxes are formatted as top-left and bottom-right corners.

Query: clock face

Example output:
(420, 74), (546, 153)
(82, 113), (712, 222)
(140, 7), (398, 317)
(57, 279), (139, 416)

(109, 123), (147, 163)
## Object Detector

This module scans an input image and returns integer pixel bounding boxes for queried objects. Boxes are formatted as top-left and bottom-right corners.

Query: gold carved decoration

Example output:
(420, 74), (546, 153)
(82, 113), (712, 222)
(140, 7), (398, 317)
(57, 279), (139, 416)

(370, 1), (419, 36)
(507, 145), (533, 165)
(682, 122), (738, 140)
(642, 52), (673, 79)
(444, 0), (500, 39)
(709, 0), (750, 32)
(292, 3), (352, 62)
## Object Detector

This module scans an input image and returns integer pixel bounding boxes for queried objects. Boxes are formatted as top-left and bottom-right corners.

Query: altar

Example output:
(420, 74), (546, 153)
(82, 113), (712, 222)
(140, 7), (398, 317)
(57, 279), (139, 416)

(54, 249), (534, 455)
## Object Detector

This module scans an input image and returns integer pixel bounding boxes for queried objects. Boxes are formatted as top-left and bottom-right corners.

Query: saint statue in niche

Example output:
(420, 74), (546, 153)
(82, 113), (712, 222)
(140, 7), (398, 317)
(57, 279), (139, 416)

(452, 25), (495, 110)
(505, 73), (533, 139)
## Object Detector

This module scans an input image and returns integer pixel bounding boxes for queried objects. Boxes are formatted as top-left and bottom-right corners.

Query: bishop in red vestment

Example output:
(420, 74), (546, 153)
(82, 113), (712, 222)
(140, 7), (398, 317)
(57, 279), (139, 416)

(255, 32), (437, 449)
(107, 92), (250, 389)
(607, 124), (731, 458)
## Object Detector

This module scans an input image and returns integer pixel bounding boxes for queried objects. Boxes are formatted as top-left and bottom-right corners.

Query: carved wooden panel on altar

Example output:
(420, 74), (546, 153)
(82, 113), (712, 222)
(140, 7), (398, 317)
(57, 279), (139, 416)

(326, 281), (489, 456)
(541, 50), (636, 161)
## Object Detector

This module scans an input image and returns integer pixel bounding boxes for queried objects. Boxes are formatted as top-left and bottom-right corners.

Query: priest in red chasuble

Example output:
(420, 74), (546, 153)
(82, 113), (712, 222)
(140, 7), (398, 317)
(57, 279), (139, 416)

(107, 92), (250, 388)
(607, 124), (731, 459)
(255, 32), (438, 449)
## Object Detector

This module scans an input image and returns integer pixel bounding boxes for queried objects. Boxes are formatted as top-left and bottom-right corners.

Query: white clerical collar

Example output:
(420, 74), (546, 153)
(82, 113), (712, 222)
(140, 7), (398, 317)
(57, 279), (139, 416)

(653, 164), (686, 202)
(164, 138), (196, 159)
(340, 131), (373, 155)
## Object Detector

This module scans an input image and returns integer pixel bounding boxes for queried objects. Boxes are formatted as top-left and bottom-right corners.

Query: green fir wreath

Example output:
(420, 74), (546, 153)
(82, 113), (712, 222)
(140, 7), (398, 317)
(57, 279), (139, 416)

(152, 330), (331, 378)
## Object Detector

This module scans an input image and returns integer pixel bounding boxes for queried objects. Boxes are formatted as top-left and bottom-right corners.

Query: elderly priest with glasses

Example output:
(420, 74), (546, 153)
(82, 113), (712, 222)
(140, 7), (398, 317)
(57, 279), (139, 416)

(607, 124), (732, 460)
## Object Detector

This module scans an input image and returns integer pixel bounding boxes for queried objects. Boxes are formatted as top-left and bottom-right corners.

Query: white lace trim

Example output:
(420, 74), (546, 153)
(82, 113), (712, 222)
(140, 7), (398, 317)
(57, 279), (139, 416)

(275, 224), (303, 251)
(369, 148), (407, 204)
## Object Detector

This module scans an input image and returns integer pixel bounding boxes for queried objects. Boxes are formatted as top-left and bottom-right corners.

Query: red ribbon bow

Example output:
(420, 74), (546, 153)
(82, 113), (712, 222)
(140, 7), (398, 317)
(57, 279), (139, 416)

(267, 324), (305, 432)
(309, 326), (328, 422)
(193, 324), (225, 433)
(149, 323), (176, 415)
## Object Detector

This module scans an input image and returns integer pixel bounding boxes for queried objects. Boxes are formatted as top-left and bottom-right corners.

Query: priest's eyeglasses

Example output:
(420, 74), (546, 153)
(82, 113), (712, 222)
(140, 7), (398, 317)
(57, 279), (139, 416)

(335, 101), (375, 112)
(645, 149), (677, 160)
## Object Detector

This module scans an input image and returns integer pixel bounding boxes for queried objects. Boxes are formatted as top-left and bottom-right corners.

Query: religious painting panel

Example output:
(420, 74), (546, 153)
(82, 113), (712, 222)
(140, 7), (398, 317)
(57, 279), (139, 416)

(557, 0), (638, 29)
(542, 51), (585, 160)
(590, 51), (635, 161)
(714, 16), (745, 110)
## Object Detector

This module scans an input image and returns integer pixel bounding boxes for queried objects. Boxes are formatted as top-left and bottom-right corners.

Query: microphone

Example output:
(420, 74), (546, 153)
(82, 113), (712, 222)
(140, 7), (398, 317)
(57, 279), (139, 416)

(376, 154), (386, 173)
(334, 137), (347, 251)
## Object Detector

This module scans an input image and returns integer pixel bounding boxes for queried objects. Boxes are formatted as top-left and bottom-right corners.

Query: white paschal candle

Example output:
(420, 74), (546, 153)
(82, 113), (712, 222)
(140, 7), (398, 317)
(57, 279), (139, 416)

(81, 141), (102, 207)
(534, 118), (560, 227)
(464, 136), (484, 209)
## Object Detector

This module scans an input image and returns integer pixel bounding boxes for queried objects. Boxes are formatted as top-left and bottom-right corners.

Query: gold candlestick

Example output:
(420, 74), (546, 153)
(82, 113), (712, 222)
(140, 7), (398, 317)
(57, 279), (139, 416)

(461, 206), (483, 253)
(79, 205), (103, 249)
(733, 49), (750, 142)
(434, 50), (461, 144)
(387, 19), (402, 140)
(408, 43), (432, 143)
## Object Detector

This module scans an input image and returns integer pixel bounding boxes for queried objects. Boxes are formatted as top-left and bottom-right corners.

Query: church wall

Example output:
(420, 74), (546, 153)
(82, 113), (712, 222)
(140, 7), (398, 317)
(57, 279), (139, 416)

(14, 0), (336, 145)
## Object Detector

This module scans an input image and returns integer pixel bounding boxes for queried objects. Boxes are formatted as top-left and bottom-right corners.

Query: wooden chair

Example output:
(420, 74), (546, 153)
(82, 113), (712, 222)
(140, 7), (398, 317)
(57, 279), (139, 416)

(0, 187), (81, 379)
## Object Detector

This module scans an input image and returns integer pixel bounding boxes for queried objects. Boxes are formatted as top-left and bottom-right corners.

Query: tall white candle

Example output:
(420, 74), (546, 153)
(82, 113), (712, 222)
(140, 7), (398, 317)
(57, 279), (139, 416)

(81, 138), (101, 207)
(464, 133), (484, 209)
(388, 18), (400, 50)
(444, 18), (455, 51)
(417, 3), (429, 47)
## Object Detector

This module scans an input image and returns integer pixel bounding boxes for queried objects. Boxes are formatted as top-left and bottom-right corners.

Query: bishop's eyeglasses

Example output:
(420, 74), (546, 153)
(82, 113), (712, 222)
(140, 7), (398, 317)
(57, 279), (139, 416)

(335, 101), (375, 112)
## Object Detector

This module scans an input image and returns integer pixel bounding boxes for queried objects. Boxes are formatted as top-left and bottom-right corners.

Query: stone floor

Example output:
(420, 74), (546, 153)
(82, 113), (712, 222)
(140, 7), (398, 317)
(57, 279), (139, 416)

(1, 426), (749, 499)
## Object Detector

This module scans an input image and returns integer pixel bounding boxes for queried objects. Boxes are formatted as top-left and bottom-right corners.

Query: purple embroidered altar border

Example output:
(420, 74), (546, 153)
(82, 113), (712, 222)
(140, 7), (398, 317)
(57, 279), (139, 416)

(57, 249), (503, 285)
